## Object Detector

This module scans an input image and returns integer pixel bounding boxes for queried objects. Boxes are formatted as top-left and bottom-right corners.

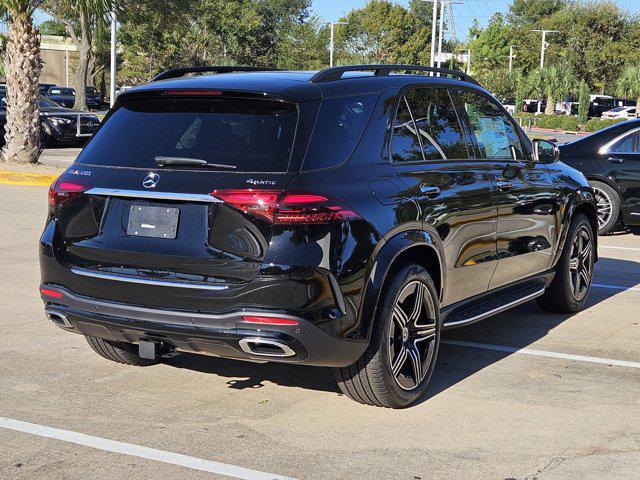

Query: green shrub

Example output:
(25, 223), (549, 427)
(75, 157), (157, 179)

(584, 118), (625, 132)
(558, 116), (580, 131)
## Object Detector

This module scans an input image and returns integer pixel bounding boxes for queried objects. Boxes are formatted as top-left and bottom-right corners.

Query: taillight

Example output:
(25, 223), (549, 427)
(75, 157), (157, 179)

(211, 189), (361, 224)
(241, 315), (299, 326)
(48, 180), (90, 209)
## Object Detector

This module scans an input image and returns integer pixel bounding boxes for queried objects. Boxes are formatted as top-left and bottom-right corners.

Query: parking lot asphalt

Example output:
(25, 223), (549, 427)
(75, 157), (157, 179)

(1, 184), (639, 480)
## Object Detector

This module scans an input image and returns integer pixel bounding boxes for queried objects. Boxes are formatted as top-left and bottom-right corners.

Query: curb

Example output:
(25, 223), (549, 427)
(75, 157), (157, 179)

(0, 170), (58, 186)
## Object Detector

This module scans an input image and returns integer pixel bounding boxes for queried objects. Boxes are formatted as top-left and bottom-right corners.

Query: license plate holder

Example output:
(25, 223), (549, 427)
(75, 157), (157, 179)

(127, 205), (179, 239)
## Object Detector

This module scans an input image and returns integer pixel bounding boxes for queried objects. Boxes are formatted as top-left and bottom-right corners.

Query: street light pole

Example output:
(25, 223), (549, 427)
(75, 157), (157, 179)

(110, 9), (117, 107)
(329, 22), (346, 67)
(437, 0), (445, 70)
(509, 45), (515, 72)
(531, 29), (558, 69)
(422, 0), (438, 69)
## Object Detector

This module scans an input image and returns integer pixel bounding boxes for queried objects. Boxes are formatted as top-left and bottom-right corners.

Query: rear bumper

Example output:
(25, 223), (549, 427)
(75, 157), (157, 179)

(40, 285), (367, 367)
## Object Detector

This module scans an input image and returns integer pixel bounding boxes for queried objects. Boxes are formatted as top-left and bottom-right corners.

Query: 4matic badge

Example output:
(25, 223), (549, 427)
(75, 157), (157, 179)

(246, 178), (277, 186)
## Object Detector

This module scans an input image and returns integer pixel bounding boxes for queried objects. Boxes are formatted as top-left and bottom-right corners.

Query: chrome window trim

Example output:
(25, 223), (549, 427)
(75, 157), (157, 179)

(85, 188), (222, 203)
(598, 127), (640, 155)
(71, 268), (229, 291)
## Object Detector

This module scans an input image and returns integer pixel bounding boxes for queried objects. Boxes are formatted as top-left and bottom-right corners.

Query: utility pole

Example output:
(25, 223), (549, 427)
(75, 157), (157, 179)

(329, 22), (346, 67)
(508, 45), (515, 72)
(110, 9), (117, 107)
(465, 49), (471, 74)
(420, 0), (438, 70)
(437, 0), (445, 70)
(531, 29), (558, 69)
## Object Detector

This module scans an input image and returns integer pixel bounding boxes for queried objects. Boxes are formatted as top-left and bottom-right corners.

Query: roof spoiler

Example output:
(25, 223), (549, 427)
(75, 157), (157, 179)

(151, 66), (278, 82)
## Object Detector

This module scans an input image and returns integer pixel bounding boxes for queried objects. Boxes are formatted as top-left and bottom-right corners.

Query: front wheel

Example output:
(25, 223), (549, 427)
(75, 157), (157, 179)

(537, 213), (595, 313)
(85, 336), (159, 366)
(333, 264), (441, 408)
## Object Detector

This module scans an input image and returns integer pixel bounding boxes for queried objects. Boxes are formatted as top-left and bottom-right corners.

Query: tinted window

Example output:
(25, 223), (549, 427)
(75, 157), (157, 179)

(405, 88), (467, 160)
(610, 131), (639, 153)
(303, 94), (376, 170)
(76, 98), (298, 172)
(391, 95), (423, 162)
(40, 97), (59, 108)
(455, 90), (524, 160)
(50, 88), (75, 95)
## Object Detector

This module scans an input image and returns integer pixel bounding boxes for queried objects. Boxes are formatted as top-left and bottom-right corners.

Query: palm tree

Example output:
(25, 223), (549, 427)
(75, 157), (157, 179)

(540, 66), (575, 116)
(616, 65), (640, 109)
(44, 0), (122, 111)
(0, 0), (45, 163)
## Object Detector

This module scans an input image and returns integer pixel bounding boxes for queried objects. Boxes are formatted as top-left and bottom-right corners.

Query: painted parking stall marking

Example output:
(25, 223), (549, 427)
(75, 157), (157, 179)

(442, 340), (640, 369)
(0, 417), (296, 480)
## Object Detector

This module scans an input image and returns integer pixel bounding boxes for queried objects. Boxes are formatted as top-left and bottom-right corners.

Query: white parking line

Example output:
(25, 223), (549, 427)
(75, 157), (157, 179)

(442, 340), (640, 369)
(599, 245), (640, 252)
(593, 283), (640, 292)
(0, 417), (296, 480)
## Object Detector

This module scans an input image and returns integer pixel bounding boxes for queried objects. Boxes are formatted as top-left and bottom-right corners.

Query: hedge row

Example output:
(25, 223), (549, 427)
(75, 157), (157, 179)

(583, 117), (626, 132)
(514, 114), (626, 132)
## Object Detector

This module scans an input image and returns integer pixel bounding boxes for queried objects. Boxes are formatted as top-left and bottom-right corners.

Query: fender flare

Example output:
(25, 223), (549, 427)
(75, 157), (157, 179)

(353, 228), (445, 342)
(551, 187), (598, 267)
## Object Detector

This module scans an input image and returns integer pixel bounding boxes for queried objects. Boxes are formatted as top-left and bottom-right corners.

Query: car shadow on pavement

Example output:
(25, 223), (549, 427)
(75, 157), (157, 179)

(164, 256), (638, 402)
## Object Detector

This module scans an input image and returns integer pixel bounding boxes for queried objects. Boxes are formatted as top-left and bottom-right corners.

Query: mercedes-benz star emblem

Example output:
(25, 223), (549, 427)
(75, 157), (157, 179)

(143, 173), (160, 189)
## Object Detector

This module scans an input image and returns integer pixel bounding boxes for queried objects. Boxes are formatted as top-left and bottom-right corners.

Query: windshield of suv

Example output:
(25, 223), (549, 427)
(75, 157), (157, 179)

(50, 88), (75, 95)
(76, 97), (298, 172)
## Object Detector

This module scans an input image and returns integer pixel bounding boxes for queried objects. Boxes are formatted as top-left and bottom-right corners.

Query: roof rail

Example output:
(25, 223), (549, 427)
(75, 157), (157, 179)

(152, 66), (277, 82)
(309, 64), (479, 85)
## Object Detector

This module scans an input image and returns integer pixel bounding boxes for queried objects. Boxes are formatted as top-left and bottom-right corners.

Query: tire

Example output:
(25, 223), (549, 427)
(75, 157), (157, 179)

(333, 264), (441, 408)
(537, 213), (595, 313)
(590, 181), (620, 235)
(85, 336), (159, 366)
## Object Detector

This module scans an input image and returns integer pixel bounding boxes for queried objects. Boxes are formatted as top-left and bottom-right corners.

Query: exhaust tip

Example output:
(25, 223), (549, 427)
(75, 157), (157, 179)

(239, 338), (295, 358)
(45, 309), (74, 329)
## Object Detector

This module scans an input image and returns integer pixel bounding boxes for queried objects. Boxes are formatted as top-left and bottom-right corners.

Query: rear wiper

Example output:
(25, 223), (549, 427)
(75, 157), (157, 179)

(154, 156), (237, 170)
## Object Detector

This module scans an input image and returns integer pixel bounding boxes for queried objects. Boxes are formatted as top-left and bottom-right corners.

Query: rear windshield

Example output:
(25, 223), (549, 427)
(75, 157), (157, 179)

(76, 97), (298, 172)
(50, 88), (75, 95)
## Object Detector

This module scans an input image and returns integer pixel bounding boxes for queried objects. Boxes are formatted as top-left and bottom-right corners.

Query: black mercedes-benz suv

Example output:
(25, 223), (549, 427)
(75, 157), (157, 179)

(40, 65), (598, 408)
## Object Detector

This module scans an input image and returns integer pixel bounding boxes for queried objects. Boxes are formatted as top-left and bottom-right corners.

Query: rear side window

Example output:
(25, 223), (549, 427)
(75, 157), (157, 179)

(391, 95), (423, 162)
(454, 90), (524, 160)
(303, 94), (377, 170)
(405, 88), (467, 160)
(610, 131), (639, 153)
(76, 98), (298, 172)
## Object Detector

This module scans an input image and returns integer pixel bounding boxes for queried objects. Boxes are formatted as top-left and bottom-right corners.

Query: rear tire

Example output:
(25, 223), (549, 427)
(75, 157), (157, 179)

(537, 213), (595, 313)
(85, 336), (159, 366)
(333, 264), (441, 408)
(590, 181), (620, 235)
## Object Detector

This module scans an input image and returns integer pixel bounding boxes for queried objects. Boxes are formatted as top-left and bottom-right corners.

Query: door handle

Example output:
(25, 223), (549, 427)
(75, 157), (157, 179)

(496, 180), (513, 191)
(419, 184), (441, 197)
(607, 157), (625, 164)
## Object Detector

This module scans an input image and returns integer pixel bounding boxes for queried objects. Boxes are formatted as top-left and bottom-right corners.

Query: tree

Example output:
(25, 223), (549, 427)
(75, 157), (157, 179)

(0, 0), (44, 164)
(540, 65), (574, 115)
(39, 19), (68, 36)
(616, 65), (640, 109)
(44, 0), (123, 110)
(577, 79), (589, 124)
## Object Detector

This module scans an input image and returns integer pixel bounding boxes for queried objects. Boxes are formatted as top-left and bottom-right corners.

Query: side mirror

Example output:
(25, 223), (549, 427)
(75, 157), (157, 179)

(533, 139), (560, 164)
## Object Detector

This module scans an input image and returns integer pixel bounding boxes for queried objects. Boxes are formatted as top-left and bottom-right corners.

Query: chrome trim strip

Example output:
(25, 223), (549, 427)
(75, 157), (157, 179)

(71, 268), (229, 291)
(85, 188), (222, 203)
(443, 287), (546, 329)
(238, 338), (296, 357)
(598, 126), (640, 155)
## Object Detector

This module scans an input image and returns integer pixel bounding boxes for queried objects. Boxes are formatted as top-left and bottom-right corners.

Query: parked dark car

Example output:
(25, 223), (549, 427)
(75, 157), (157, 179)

(86, 86), (104, 110)
(0, 95), (101, 146)
(40, 65), (597, 408)
(46, 87), (76, 108)
(39, 83), (57, 96)
(560, 118), (640, 235)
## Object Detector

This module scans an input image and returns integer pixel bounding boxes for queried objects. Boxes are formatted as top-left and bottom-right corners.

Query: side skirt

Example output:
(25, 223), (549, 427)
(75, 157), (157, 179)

(441, 270), (555, 330)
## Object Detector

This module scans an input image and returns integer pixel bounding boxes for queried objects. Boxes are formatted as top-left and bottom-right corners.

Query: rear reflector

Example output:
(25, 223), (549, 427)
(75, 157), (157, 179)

(241, 315), (299, 326)
(40, 288), (62, 299)
(211, 189), (361, 224)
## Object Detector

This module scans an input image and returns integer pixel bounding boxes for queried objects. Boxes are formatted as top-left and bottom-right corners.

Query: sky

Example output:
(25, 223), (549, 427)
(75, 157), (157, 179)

(311, 0), (640, 41)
